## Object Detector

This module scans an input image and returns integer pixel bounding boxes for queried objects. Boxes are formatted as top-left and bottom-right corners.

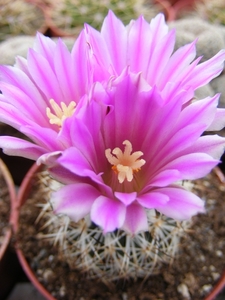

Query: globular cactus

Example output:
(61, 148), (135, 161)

(35, 171), (190, 281)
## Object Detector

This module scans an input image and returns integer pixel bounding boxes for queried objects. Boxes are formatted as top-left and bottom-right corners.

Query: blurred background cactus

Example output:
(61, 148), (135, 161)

(195, 0), (225, 25)
(47, 0), (163, 36)
(0, 0), (46, 41)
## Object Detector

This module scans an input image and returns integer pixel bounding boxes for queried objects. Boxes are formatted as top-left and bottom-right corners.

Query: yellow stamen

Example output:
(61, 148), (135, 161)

(105, 140), (146, 184)
(46, 99), (76, 127)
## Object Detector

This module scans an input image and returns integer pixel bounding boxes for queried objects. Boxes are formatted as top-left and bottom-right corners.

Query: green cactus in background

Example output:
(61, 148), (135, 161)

(195, 0), (225, 25)
(0, 0), (45, 41)
(50, 0), (161, 34)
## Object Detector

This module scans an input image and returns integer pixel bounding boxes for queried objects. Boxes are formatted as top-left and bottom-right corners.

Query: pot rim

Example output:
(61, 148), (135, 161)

(12, 162), (56, 300)
(0, 158), (16, 259)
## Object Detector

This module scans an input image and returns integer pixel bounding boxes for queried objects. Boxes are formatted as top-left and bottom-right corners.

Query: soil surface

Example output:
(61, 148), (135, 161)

(17, 169), (225, 300)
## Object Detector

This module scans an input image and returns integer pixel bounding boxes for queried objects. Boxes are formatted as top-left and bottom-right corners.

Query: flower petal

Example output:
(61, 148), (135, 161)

(188, 134), (225, 160)
(155, 186), (205, 220)
(184, 49), (225, 90)
(51, 183), (100, 222)
(163, 153), (219, 180)
(148, 169), (181, 187)
(0, 136), (45, 160)
(58, 147), (95, 177)
(207, 108), (225, 131)
(34, 32), (56, 69)
(91, 196), (126, 232)
(114, 191), (137, 206)
(27, 49), (64, 103)
(101, 10), (128, 74)
(137, 192), (169, 209)
(122, 202), (148, 234)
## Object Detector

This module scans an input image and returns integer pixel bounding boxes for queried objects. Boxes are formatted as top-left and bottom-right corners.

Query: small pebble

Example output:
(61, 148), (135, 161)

(209, 265), (216, 272)
(212, 272), (220, 281)
(216, 250), (223, 257)
(122, 292), (128, 300)
(177, 283), (191, 299)
(59, 285), (66, 297)
(43, 268), (54, 282)
(48, 254), (54, 262)
(201, 284), (212, 295)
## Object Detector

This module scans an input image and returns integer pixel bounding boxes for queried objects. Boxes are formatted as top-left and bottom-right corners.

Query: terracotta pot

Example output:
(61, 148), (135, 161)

(0, 159), (19, 299)
(13, 163), (225, 299)
(155, 0), (203, 21)
(12, 163), (55, 300)
(154, 0), (176, 21)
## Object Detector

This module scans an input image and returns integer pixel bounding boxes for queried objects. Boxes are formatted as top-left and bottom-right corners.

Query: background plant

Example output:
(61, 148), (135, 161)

(0, 0), (46, 41)
(195, 0), (225, 25)
(49, 0), (162, 34)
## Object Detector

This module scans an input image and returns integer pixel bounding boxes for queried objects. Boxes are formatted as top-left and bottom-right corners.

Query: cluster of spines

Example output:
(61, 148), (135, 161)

(35, 171), (190, 281)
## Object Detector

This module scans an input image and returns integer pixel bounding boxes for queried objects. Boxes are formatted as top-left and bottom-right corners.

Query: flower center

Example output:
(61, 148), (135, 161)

(105, 140), (146, 184)
(46, 99), (76, 127)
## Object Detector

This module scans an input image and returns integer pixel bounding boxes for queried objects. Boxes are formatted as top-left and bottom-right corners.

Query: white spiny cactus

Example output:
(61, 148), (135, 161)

(35, 171), (190, 281)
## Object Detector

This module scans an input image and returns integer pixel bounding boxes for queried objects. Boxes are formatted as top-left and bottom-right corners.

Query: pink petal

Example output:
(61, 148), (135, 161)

(184, 49), (225, 89)
(159, 40), (197, 89)
(0, 83), (48, 126)
(0, 100), (34, 129)
(54, 39), (76, 102)
(122, 202), (148, 234)
(207, 108), (225, 131)
(127, 15), (153, 75)
(27, 49), (64, 103)
(187, 135), (225, 160)
(148, 169), (181, 187)
(91, 196), (126, 232)
(146, 30), (176, 85)
(137, 192), (169, 209)
(0, 136), (45, 160)
(84, 25), (113, 81)
(34, 32), (56, 69)
(114, 191), (137, 206)
(149, 13), (168, 39)
(37, 151), (62, 166)
(101, 10), (128, 74)
(21, 126), (59, 151)
(150, 123), (206, 171)
(0, 65), (44, 105)
(155, 187), (205, 220)
(15, 56), (29, 76)
(52, 183), (100, 222)
(177, 94), (220, 131)
(163, 153), (219, 180)
(71, 30), (92, 98)
(58, 147), (95, 177)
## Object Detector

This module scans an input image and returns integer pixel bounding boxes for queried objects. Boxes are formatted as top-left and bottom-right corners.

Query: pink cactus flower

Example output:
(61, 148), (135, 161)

(0, 11), (225, 165)
(85, 11), (225, 104)
(0, 32), (91, 162)
(50, 73), (225, 233)
(0, 12), (224, 235)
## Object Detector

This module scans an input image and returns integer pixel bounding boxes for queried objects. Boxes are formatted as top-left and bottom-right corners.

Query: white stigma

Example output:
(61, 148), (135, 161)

(105, 140), (146, 184)
(46, 99), (76, 127)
